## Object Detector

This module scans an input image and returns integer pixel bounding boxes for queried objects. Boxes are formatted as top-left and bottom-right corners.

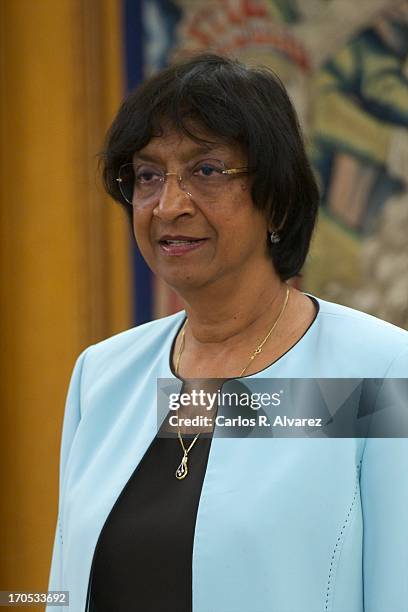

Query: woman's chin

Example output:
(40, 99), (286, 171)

(161, 269), (212, 292)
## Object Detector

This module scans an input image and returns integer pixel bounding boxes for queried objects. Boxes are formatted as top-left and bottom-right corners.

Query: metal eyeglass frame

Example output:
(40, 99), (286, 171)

(115, 162), (250, 205)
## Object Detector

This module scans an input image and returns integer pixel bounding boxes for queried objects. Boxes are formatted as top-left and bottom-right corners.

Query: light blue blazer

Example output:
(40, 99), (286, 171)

(47, 296), (408, 612)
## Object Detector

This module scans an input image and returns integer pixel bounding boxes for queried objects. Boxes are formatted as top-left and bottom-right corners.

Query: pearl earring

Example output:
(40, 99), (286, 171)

(269, 231), (280, 244)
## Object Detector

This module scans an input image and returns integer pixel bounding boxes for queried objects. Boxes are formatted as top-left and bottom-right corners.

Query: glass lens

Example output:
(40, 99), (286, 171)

(118, 163), (134, 204)
(187, 159), (228, 200)
(134, 164), (164, 202)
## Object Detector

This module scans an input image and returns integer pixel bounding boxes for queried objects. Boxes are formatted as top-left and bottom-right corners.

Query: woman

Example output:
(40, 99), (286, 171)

(47, 54), (408, 612)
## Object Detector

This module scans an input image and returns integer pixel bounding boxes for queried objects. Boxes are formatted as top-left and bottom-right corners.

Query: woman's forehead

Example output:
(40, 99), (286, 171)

(135, 127), (241, 163)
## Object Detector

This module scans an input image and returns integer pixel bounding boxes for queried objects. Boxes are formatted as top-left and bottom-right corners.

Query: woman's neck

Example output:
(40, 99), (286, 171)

(171, 270), (318, 379)
(176, 269), (287, 348)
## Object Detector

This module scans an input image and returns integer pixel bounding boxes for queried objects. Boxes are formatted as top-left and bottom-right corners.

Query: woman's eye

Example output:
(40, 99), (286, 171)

(195, 163), (222, 177)
(135, 168), (162, 183)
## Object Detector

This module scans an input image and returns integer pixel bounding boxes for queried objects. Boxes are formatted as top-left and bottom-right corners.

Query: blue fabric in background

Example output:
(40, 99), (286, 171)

(124, 0), (152, 325)
(123, 0), (183, 324)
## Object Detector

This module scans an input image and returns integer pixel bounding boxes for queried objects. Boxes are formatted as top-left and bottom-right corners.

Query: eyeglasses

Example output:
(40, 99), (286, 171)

(116, 158), (250, 206)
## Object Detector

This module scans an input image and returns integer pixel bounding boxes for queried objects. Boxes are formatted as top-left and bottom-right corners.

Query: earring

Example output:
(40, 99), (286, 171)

(269, 231), (280, 244)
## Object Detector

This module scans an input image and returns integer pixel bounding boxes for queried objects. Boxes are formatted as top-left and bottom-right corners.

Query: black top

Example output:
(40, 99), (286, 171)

(88, 425), (214, 612)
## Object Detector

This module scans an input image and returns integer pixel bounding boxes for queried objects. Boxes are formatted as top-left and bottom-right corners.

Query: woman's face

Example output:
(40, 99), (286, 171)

(132, 127), (273, 292)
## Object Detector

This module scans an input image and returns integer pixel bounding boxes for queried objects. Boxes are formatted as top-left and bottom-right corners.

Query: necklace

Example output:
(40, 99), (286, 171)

(175, 430), (200, 479)
(174, 285), (290, 480)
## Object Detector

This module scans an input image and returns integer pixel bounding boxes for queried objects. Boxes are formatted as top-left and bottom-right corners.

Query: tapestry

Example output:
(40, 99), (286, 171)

(140, 0), (408, 327)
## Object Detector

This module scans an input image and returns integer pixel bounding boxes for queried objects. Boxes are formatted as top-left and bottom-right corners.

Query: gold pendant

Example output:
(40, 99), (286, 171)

(176, 453), (188, 479)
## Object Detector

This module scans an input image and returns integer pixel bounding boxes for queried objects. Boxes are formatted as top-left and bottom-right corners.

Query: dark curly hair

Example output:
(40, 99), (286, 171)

(101, 53), (319, 281)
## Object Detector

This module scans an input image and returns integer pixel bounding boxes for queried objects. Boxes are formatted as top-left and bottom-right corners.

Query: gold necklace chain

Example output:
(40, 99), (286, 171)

(174, 285), (290, 480)
(238, 285), (290, 377)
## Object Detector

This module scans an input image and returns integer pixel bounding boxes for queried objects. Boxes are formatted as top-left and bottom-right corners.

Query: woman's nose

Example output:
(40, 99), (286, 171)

(152, 174), (195, 221)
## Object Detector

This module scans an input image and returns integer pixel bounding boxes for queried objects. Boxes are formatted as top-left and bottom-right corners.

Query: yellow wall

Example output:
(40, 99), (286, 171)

(0, 1), (132, 606)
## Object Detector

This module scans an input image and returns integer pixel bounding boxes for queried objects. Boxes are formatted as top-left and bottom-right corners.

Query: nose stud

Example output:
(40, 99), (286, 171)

(174, 174), (193, 201)
(152, 178), (194, 217)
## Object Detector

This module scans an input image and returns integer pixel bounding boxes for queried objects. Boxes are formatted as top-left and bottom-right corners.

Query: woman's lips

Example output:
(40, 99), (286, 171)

(159, 238), (208, 256)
